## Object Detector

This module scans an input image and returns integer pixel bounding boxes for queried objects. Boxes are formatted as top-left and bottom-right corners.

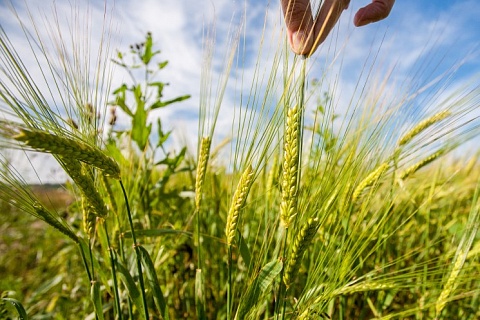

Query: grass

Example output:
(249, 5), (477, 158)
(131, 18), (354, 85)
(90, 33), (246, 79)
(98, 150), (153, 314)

(1, 1), (479, 319)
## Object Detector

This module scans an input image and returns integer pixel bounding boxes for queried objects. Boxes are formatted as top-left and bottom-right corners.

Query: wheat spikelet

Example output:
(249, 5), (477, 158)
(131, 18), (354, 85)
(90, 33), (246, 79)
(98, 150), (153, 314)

(225, 165), (255, 246)
(280, 106), (300, 228)
(400, 150), (444, 180)
(101, 174), (117, 213)
(195, 136), (211, 210)
(334, 281), (396, 295)
(398, 110), (451, 146)
(33, 203), (79, 243)
(61, 157), (108, 218)
(14, 129), (120, 179)
(266, 155), (279, 200)
(82, 198), (97, 239)
(283, 218), (319, 287)
(435, 248), (466, 316)
(352, 162), (389, 203)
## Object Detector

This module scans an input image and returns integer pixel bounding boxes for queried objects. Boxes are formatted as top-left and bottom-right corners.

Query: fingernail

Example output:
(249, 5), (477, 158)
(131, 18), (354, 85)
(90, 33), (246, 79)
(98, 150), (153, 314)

(292, 31), (305, 54)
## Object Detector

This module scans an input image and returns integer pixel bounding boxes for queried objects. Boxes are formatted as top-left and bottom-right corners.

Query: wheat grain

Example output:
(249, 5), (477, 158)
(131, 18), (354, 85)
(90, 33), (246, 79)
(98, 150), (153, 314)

(225, 165), (255, 246)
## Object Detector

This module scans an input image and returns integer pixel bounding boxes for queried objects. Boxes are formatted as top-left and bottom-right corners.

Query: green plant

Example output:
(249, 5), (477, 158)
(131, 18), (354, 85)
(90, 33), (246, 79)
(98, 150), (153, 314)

(1, 2), (479, 320)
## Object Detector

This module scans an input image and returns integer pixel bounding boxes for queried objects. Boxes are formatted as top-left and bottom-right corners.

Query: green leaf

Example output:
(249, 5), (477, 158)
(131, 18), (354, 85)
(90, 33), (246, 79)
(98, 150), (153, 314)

(111, 84), (133, 117)
(156, 118), (172, 148)
(138, 246), (169, 320)
(141, 33), (161, 65)
(237, 229), (251, 268)
(123, 228), (191, 238)
(116, 260), (146, 320)
(90, 281), (105, 320)
(235, 260), (283, 319)
(131, 85), (151, 150)
(2, 298), (28, 320)
(158, 61), (168, 69)
(155, 147), (187, 169)
(150, 95), (191, 110)
(148, 81), (166, 101)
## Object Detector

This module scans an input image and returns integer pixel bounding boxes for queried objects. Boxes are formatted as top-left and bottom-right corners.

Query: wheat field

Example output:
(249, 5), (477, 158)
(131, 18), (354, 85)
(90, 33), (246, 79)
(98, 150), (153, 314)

(0, 1), (479, 319)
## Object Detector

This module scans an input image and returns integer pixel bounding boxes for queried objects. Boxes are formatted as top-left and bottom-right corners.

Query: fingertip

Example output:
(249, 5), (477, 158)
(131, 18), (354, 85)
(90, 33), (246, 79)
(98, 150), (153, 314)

(292, 31), (313, 55)
(354, 9), (370, 27)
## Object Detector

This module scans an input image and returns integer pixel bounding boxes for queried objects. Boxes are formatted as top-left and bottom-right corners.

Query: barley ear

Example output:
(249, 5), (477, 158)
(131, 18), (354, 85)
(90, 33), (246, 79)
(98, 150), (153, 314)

(435, 248), (467, 316)
(14, 129), (120, 179)
(101, 174), (117, 213)
(398, 110), (450, 146)
(61, 157), (108, 218)
(82, 198), (97, 239)
(352, 162), (389, 203)
(195, 136), (212, 210)
(33, 203), (79, 243)
(280, 106), (300, 228)
(225, 165), (255, 246)
(400, 150), (444, 180)
(283, 218), (319, 287)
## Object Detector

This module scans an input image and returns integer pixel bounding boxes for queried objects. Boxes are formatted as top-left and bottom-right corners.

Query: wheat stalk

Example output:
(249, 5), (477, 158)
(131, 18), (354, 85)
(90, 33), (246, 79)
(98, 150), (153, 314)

(225, 165), (255, 246)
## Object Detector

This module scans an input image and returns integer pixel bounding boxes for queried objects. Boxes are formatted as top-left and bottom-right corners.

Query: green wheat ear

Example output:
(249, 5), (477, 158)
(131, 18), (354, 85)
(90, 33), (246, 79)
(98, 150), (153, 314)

(352, 162), (389, 203)
(280, 105), (301, 228)
(283, 218), (319, 288)
(61, 157), (108, 218)
(225, 165), (255, 246)
(400, 150), (444, 180)
(14, 129), (120, 179)
(398, 110), (450, 146)
(195, 136), (212, 210)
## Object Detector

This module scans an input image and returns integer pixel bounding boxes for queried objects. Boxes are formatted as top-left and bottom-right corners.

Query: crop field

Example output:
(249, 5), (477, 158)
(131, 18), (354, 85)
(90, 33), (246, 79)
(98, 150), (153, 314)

(0, 1), (479, 319)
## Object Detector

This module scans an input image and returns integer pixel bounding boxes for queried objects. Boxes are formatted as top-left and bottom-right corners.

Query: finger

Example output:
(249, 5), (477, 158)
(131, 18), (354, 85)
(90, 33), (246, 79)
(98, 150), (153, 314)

(308, 0), (351, 55)
(280, 0), (314, 54)
(354, 0), (395, 27)
(281, 0), (350, 56)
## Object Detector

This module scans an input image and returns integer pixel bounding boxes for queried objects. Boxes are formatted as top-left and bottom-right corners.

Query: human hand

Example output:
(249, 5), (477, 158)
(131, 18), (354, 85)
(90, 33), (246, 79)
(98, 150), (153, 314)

(281, 0), (395, 56)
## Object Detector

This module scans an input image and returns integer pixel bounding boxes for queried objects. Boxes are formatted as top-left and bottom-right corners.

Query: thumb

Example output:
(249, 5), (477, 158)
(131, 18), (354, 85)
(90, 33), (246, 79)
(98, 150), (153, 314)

(354, 0), (395, 27)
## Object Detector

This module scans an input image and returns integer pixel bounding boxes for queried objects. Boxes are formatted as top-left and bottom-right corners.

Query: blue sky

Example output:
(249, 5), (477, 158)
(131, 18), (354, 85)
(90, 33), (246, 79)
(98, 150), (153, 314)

(1, 0), (479, 182)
